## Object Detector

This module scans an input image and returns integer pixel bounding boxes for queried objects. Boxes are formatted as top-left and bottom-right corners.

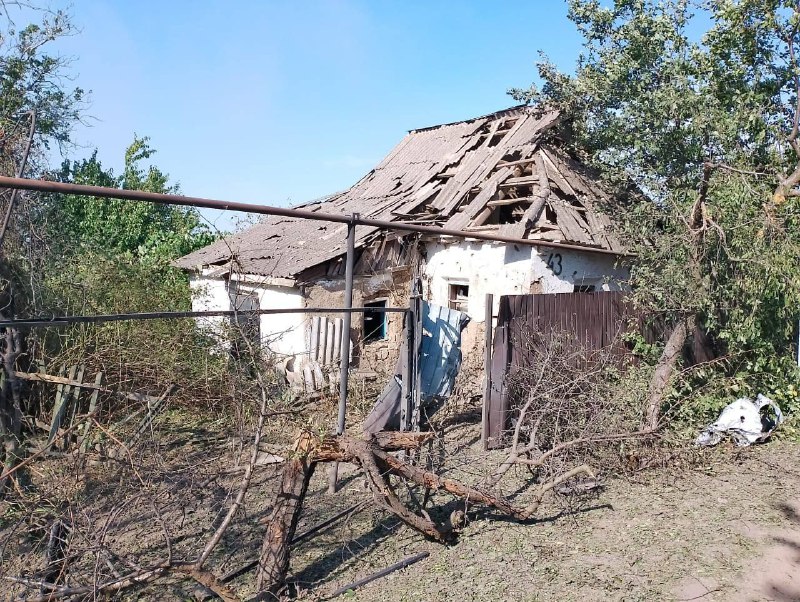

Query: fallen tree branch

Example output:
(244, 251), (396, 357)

(11, 561), (240, 602)
(329, 551), (430, 598)
(256, 431), (317, 597)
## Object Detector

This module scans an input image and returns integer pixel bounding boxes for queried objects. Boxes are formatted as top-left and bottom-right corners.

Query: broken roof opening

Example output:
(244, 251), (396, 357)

(161, 104), (626, 279)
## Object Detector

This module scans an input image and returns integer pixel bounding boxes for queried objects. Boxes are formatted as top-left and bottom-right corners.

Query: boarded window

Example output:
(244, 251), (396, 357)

(448, 284), (469, 313)
(363, 300), (387, 342)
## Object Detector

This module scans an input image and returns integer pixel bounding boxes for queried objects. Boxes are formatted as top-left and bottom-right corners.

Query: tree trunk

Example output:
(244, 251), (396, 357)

(255, 432), (316, 599)
(254, 429), (592, 595)
(644, 318), (688, 430)
(0, 320), (23, 493)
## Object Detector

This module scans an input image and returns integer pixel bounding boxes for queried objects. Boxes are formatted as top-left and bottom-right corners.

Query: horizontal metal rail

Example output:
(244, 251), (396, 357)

(0, 176), (627, 256)
(0, 306), (408, 328)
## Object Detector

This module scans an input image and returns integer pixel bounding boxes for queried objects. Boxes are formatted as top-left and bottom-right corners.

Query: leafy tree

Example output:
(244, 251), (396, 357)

(0, 8), (85, 489)
(513, 0), (800, 426)
(54, 136), (215, 267)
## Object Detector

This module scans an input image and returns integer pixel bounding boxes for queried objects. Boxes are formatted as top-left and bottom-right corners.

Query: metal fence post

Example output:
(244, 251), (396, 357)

(482, 293), (494, 450)
(411, 289), (423, 432)
(328, 213), (357, 493)
(400, 308), (413, 432)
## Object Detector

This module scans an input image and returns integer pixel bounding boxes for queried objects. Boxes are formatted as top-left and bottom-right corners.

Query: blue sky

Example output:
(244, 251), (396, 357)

(39, 1), (587, 230)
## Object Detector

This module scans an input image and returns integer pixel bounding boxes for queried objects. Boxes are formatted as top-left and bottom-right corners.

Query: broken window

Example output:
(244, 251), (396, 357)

(448, 284), (469, 313)
(363, 300), (387, 342)
(573, 284), (596, 293)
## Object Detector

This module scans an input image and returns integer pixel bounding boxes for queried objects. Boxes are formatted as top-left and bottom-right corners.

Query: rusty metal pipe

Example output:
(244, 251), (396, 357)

(0, 176), (629, 257)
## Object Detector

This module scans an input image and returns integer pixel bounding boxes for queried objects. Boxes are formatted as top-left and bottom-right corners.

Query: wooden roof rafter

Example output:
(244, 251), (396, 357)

(175, 106), (624, 279)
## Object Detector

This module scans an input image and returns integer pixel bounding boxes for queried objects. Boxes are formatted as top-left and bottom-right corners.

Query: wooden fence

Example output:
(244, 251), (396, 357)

(483, 291), (633, 448)
(13, 366), (174, 455)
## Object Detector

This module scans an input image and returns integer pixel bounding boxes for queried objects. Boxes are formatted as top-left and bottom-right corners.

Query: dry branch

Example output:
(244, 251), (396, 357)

(256, 431), (317, 597)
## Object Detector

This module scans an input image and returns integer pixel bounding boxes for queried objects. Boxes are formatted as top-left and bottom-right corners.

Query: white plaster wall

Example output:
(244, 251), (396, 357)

(423, 240), (629, 323)
(254, 284), (306, 360)
(424, 241), (531, 322)
(530, 247), (629, 295)
(189, 274), (229, 336)
(189, 272), (307, 360)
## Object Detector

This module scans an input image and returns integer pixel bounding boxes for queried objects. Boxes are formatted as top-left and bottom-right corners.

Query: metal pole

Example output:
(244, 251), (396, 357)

(328, 213), (357, 493)
(482, 293), (494, 450)
(0, 306), (407, 328)
(400, 307), (414, 432)
(0, 176), (628, 257)
(411, 290), (423, 431)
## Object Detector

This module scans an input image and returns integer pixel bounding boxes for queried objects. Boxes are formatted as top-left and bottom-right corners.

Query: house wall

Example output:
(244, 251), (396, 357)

(422, 240), (628, 349)
(187, 242), (627, 375)
(188, 272), (306, 361)
(189, 274), (230, 337)
(248, 283), (306, 360)
(304, 268), (410, 373)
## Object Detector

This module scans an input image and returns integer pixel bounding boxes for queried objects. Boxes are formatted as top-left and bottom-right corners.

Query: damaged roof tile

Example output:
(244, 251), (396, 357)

(175, 105), (623, 278)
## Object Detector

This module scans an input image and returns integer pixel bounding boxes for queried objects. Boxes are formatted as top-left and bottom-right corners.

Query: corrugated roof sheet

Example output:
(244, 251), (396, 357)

(175, 106), (623, 278)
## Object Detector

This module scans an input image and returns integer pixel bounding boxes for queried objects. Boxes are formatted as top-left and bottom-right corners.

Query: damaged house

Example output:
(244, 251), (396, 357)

(174, 106), (628, 378)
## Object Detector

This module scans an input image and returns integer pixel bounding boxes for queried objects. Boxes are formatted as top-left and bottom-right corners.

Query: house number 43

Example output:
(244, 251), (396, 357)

(546, 253), (563, 275)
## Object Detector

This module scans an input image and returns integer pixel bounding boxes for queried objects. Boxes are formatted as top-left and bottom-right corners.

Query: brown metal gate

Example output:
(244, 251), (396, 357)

(484, 291), (633, 448)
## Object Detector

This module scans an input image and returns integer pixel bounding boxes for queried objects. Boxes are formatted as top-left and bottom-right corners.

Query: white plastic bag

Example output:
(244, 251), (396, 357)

(695, 394), (784, 447)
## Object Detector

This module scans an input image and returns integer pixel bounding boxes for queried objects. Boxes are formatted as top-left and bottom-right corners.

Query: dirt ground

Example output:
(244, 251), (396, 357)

(285, 434), (800, 602)
(2, 410), (799, 602)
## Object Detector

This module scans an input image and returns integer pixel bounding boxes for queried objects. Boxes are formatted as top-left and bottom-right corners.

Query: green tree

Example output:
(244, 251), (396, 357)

(513, 0), (800, 426)
(54, 136), (215, 266)
(0, 8), (85, 489)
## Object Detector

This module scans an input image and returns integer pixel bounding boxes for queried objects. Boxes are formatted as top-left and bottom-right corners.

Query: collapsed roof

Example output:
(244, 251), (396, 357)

(175, 105), (623, 280)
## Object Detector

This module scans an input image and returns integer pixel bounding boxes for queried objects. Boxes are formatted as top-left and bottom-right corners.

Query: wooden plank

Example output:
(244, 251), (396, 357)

(332, 319), (342, 364)
(15, 371), (172, 405)
(318, 319), (328, 366)
(540, 148), (578, 197)
(312, 362), (325, 391)
(446, 166), (513, 230)
(64, 365), (85, 450)
(400, 314), (411, 432)
(310, 317), (321, 362)
(324, 320), (335, 366)
(302, 364), (315, 393)
(433, 148), (489, 213)
(482, 294), (493, 450)
(506, 153), (551, 238)
(48, 366), (75, 447)
(498, 175), (538, 187)
(480, 118), (501, 148)
(486, 195), (536, 207)
(486, 297), (510, 447)
(496, 157), (537, 168)
(79, 372), (103, 454)
(551, 199), (593, 244)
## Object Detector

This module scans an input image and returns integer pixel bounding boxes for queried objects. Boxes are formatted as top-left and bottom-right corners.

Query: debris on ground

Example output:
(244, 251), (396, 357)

(695, 393), (784, 447)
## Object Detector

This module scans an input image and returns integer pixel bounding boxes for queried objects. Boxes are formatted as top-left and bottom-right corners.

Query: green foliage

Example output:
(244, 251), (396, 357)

(35, 138), (225, 409)
(516, 0), (800, 426)
(0, 10), (85, 150)
(52, 136), (215, 267)
(0, 9), (238, 423)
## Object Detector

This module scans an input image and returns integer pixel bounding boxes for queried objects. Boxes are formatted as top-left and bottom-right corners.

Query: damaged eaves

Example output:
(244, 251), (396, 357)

(174, 105), (624, 280)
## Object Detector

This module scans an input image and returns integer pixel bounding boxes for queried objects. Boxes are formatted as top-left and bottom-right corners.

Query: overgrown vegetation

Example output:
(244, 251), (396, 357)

(0, 6), (231, 488)
(2, 1), (800, 600)
(512, 0), (800, 428)
(35, 136), (224, 408)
